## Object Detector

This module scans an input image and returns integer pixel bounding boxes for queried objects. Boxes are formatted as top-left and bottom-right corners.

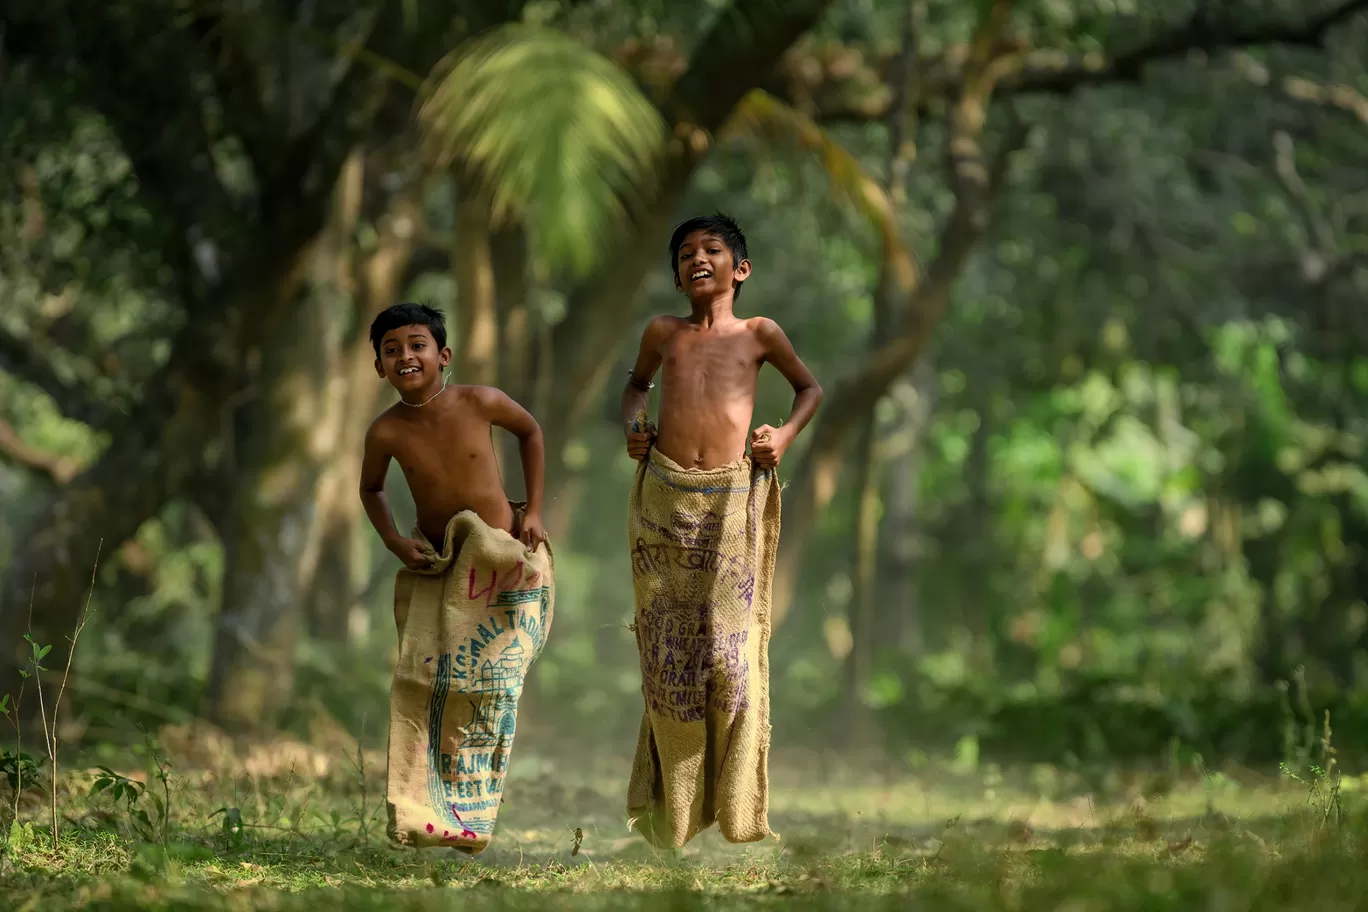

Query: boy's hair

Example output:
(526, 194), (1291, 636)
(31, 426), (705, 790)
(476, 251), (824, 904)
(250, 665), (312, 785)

(669, 213), (749, 299)
(369, 302), (448, 358)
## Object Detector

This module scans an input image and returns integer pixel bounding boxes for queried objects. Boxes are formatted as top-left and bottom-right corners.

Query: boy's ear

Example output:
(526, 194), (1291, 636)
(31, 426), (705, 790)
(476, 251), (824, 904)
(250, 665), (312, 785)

(439, 346), (453, 368)
(734, 258), (752, 283)
(673, 271), (684, 293)
(374, 357), (385, 378)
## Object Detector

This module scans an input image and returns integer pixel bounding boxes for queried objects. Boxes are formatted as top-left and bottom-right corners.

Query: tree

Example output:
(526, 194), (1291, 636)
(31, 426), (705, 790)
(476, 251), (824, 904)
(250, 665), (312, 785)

(769, 0), (1368, 626)
(0, 0), (531, 729)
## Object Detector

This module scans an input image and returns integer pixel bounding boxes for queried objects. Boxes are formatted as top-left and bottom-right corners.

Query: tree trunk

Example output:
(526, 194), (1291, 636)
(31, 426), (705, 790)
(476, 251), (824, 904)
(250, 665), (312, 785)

(301, 150), (368, 646)
(878, 355), (936, 654)
(202, 277), (338, 730)
(297, 154), (425, 645)
(958, 393), (993, 648)
(454, 191), (500, 388)
(0, 239), (320, 723)
(492, 224), (532, 496)
(203, 161), (426, 729)
(837, 420), (882, 738)
(834, 0), (922, 740)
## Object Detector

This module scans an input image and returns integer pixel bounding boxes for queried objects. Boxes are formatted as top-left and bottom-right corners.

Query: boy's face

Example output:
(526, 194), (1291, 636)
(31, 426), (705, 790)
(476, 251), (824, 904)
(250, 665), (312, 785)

(374, 323), (451, 392)
(674, 230), (749, 300)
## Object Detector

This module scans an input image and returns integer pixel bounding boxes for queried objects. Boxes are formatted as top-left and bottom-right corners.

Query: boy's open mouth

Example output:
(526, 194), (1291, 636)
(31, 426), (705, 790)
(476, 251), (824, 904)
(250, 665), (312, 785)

(398, 366), (421, 376)
(689, 269), (712, 282)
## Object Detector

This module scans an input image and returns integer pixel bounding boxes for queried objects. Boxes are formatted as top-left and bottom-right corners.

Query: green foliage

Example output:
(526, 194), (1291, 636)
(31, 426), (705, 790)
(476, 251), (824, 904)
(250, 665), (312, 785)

(0, 749), (40, 794)
(420, 24), (668, 276)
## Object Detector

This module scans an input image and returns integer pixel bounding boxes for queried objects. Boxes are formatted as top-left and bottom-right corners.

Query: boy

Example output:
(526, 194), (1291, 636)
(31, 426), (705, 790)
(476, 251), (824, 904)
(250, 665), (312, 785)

(619, 214), (822, 848)
(362, 302), (555, 855)
(361, 301), (546, 558)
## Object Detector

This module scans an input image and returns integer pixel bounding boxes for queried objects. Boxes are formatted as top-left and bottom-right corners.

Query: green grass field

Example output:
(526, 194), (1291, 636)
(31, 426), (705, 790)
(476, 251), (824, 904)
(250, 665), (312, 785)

(4, 724), (1367, 910)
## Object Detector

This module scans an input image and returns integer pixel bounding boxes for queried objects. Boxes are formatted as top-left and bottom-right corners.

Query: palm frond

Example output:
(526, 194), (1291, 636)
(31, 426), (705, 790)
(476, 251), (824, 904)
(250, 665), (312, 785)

(418, 24), (667, 276)
(724, 90), (916, 291)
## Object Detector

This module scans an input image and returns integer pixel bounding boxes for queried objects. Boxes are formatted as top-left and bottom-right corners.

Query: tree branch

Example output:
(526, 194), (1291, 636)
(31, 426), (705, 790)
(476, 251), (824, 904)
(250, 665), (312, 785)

(995, 0), (1368, 97)
(660, 0), (834, 131)
(792, 0), (1368, 124)
(0, 327), (120, 428)
(0, 419), (81, 484)
(1273, 130), (1338, 254)
(1231, 54), (1368, 125)
(1271, 129), (1367, 290)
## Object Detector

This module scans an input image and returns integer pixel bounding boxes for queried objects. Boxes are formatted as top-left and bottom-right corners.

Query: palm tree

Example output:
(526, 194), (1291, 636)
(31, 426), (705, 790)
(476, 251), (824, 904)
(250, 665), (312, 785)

(417, 23), (911, 282)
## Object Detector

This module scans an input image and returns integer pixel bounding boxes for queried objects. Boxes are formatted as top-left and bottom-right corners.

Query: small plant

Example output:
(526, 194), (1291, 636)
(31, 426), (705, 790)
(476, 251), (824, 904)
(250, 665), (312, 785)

(90, 767), (160, 843)
(1276, 670), (1343, 828)
(210, 805), (244, 848)
(141, 731), (174, 848)
(0, 749), (41, 795)
(14, 542), (103, 851)
(1279, 709), (1343, 828)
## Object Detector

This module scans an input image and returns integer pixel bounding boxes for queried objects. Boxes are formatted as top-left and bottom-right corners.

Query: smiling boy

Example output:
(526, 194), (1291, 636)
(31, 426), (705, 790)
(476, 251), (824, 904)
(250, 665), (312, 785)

(361, 302), (547, 558)
(619, 213), (822, 848)
(361, 302), (555, 855)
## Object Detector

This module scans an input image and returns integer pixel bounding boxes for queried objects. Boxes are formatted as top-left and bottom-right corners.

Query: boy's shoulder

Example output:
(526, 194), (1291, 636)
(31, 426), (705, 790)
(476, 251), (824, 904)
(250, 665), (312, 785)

(741, 315), (787, 343)
(740, 315), (780, 331)
(642, 313), (689, 337)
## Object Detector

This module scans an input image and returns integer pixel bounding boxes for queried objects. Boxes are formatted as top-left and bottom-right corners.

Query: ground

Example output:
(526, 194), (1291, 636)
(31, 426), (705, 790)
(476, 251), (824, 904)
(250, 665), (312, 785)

(2, 724), (1366, 910)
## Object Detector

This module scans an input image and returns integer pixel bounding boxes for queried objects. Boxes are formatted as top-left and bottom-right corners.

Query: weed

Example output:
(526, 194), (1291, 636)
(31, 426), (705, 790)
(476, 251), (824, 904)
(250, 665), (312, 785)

(10, 543), (102, 852)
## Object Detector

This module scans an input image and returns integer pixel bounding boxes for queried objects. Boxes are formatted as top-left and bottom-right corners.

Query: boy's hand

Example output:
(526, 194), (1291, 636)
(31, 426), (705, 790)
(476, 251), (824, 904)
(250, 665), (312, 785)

(520, 512), (548, 551)
(389, 537), (434, 571)
(626, 427), (655, 461)
(750, 425), (790, 468)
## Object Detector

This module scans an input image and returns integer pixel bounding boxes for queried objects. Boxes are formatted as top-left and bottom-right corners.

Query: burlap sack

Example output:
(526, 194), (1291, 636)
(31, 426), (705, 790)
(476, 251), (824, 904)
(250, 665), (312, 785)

(385, 507), (554, 854)
(625, 434), (781, 848)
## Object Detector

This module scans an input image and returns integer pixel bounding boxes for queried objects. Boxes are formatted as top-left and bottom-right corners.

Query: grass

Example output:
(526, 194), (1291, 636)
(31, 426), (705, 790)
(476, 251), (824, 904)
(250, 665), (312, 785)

(4, 724), (1368, 910)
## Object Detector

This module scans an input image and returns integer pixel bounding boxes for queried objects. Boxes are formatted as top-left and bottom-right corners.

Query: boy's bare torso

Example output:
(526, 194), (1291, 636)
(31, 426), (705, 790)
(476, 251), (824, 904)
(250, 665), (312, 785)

(372, 386), (514, 546)
(652, 316), (768, 469)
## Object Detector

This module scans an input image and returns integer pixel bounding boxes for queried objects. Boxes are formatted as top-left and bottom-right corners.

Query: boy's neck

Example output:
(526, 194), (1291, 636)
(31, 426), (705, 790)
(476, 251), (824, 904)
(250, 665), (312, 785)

(398, 374), (448, 407)
(686, 294), (737, 327)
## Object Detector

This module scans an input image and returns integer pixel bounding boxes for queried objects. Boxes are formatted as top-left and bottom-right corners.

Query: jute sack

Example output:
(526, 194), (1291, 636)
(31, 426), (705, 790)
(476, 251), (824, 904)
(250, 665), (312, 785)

(385, 507), (554, 854)
(625, 431), (781, 848)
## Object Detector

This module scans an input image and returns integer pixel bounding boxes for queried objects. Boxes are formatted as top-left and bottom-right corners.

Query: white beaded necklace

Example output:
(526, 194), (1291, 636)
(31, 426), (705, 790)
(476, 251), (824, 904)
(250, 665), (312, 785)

(400, 379), (447, 408)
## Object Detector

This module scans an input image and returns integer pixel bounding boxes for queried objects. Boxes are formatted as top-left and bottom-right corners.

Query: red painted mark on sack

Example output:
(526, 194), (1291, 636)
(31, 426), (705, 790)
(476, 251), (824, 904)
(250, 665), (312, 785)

(467, 569), (497, 605)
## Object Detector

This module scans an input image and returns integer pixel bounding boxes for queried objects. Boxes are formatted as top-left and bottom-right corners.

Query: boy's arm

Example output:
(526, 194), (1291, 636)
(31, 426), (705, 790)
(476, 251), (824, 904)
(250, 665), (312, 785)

(478, 388), (547, 548)
(360, 421), (431, 569)
(621, 316), (672, 459)
(752, 318), (823, 467)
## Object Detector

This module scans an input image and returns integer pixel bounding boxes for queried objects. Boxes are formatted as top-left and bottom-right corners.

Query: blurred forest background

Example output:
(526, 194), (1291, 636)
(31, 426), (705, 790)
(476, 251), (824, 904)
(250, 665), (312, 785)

(1, 0), (1366, 779)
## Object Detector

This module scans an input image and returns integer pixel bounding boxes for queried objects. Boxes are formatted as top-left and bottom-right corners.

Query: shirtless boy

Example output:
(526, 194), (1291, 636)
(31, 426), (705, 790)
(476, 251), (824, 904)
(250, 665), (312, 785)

(618, 213), (822, 849)
(621, 213), (822, 470)
(362, 302), (553, 854)
(360, 302), (547, 562)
